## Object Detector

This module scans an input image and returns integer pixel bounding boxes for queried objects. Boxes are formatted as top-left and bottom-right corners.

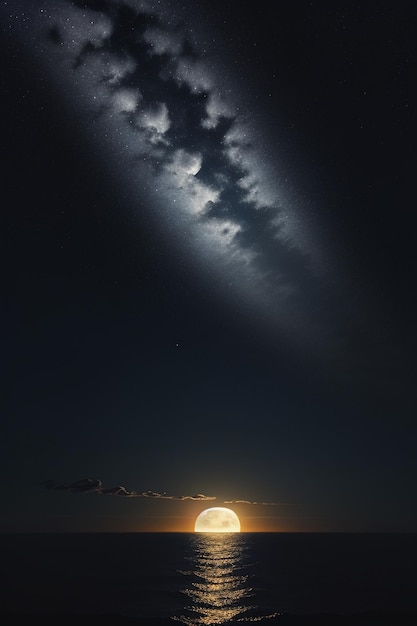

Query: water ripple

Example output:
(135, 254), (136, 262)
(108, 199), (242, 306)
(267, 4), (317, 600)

(174, 534), (279, 625)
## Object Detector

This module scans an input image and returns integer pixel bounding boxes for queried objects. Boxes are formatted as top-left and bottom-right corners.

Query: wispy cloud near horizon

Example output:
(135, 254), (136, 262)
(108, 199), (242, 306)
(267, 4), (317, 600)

(42, 479), (287, 506)
(224, 500), (291, 506)
(42, 479), (216, 501)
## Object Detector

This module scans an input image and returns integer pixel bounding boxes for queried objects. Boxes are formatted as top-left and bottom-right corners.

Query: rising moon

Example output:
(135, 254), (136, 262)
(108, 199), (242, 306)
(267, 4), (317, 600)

(194, 507), (241, 533)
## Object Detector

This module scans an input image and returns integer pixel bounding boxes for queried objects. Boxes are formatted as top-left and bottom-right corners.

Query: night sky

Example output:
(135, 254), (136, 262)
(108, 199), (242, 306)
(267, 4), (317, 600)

(2, 0), (417, 533)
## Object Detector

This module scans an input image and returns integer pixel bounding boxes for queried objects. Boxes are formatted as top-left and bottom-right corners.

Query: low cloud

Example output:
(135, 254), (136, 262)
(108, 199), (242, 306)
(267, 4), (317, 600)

(42, 479), (285, 505)
(101, 486), (138, 496)
(141, 492), (216, 501)
(223, 500), (290, 506)
(42, 479), (216, 501)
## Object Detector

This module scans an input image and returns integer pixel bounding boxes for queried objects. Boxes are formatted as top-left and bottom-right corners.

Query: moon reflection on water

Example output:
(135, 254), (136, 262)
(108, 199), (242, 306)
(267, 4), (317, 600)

(174, 533), (281, 625)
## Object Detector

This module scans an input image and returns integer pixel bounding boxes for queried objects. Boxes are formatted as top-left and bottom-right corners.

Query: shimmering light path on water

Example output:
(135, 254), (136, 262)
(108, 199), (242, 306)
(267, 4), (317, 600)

(175, 533), (280, 625)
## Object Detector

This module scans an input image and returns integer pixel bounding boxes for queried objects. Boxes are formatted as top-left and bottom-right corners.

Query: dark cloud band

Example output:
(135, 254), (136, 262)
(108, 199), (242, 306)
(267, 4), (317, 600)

(42, 479), (215, 501)
(42, 479), (287, 505)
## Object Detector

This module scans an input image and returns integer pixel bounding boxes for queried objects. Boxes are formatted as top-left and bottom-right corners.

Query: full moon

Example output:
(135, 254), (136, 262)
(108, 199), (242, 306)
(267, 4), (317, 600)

(194, 507), (241, 533)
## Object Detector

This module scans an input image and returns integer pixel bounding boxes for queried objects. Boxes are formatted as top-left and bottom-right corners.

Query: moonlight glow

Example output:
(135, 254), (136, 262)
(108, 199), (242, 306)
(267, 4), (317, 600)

(194, 507), (241, 533)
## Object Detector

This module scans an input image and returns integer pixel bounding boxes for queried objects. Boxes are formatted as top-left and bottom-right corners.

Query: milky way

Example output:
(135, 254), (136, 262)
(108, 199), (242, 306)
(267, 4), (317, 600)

(5, 0), (413, 400)
(4, 0), (343, 357)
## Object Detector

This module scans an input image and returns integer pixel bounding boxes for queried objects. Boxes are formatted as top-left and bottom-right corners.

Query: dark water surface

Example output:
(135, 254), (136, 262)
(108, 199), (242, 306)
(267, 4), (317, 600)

(1, 533), (417, 624)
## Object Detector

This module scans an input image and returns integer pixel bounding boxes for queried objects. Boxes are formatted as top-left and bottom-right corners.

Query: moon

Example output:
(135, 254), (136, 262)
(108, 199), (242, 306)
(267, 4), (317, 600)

(194, 507), (241, 533)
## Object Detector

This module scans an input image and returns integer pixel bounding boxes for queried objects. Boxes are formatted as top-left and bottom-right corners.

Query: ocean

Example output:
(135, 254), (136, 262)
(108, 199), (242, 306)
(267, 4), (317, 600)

(1, 533), (417, 625)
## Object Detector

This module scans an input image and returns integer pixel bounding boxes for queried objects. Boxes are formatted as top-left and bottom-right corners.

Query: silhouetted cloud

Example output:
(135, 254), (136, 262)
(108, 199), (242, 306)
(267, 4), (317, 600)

(140, 491), (216, 500)
(42, 479), (288, 505)
(173, 494), (217, 501)
(42, 479), (215, 501)
(223, 499), (290, 506)
(101, 486), (138, 496)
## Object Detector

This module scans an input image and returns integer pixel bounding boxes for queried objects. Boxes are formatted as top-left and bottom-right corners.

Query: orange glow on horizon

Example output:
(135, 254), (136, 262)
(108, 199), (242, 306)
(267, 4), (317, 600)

(113, 514), (295, 534)
(97, 504), (300, 534)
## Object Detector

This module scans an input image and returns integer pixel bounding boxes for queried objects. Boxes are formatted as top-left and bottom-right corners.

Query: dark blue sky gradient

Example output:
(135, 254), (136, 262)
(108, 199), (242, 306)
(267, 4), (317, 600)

(2, 0), (417, 533)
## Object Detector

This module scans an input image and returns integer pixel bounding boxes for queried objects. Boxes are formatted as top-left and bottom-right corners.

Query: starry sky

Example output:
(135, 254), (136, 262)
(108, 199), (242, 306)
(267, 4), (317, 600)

(2, 0), (417, 533)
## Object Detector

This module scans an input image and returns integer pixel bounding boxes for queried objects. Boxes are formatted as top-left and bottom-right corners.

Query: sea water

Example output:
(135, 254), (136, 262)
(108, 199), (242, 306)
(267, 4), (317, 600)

(1, 533), (417, 623)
